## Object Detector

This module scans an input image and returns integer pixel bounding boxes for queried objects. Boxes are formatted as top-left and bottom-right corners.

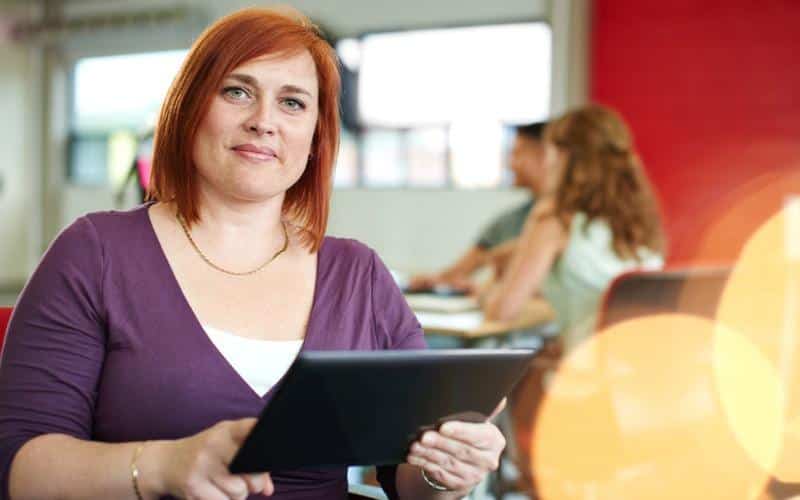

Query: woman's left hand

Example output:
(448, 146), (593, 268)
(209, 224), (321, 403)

(406, 399), (507, 493)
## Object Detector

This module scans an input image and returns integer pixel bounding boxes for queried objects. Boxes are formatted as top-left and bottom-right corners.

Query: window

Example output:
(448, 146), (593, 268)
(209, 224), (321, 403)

(335, 22), (551, 189)
(69, 50), (187, 186)
(67, 22), (552, 191)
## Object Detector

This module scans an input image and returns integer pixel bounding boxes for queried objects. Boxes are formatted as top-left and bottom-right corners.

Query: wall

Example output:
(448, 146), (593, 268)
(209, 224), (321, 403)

(591, 0), (800, 264)
(327, 189), (530, 273)
(0, 35), (36, 289)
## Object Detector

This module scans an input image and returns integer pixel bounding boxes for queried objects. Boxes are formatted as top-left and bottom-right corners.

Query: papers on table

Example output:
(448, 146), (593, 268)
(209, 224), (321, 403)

(413, 310), (485, 332)
(403, 293), (479, 313)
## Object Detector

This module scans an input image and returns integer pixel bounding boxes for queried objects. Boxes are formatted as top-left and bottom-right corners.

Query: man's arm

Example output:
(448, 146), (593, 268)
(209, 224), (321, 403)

(407, 246), (489, 292)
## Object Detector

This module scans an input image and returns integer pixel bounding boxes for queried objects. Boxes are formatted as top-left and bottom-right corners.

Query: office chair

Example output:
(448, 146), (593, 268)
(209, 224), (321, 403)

(596, 266), (731, 330)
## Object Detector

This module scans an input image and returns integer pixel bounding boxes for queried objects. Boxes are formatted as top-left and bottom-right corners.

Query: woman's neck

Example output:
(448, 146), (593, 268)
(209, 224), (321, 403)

(175, 189), (290, 265)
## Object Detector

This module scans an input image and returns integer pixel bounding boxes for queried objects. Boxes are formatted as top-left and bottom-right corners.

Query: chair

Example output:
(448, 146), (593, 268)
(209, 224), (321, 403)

(596, 266), (731, 331)
(507, 267), (732, 499)
(0, 306), (12, 349)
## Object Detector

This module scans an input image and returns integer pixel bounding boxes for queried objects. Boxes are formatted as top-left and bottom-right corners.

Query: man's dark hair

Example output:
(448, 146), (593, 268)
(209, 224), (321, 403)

(515, 121), (547, 141)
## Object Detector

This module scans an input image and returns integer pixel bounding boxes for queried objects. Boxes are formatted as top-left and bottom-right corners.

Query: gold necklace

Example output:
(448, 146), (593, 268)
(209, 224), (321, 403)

(177, 213), (289, 276)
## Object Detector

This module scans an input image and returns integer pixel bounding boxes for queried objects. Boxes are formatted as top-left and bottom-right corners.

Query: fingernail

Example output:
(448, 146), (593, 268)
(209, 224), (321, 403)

(423, 433), (435, 445)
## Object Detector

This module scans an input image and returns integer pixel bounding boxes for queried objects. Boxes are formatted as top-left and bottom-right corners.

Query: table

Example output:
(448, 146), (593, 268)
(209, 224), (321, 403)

(408, 295), (556, 348)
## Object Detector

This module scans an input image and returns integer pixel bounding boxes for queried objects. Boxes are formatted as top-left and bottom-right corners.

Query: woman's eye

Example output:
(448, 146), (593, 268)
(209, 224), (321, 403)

(223, 86), (250, 101)
(282, 98), (306, 111)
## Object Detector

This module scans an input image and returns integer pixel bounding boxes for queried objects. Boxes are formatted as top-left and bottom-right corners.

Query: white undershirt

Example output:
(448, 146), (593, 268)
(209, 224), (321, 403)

(203, 324), (303, 397)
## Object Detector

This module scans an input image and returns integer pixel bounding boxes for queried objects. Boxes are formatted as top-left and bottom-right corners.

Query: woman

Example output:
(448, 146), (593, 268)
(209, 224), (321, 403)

(0, 8), (504, 500)
(482, 105), (664, 495)
(484, 105), (665, 350)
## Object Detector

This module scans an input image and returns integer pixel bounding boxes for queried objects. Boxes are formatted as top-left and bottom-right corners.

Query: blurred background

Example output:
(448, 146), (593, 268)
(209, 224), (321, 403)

(1, 0), (799, 300)
(1, 0), (579, 300)
(2, 1), (800, 498)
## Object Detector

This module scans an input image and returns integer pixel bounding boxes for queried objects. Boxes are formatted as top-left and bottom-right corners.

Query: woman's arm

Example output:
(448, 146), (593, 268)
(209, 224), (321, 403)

(483, 209), (568, 322)
(11, 435), (159, 500)
(395, 464), (468, 499)
(407, 246), (488, 292)
(10, 419), (271, 500)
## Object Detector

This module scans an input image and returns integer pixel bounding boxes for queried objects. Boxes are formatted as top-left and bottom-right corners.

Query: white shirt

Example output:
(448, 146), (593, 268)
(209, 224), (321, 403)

(203, 324), (303, 397)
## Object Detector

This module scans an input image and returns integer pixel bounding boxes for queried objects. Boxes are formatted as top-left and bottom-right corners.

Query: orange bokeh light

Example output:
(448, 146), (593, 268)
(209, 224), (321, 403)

(533, 315), (773, 500)
(716, 208), (800, 482)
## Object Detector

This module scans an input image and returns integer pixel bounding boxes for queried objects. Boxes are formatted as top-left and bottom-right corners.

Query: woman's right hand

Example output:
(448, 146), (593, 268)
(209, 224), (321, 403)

(149, 418), (273, 499)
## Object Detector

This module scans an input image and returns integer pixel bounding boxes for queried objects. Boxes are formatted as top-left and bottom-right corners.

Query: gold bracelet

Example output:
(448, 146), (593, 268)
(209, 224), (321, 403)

(130, 442), (146, 500)
(421, 468), (451, 492)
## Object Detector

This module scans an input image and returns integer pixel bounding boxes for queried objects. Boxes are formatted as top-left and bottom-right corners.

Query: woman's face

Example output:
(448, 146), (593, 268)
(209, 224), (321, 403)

(543, 140), (567, 194)
(192, 50), (319, 204)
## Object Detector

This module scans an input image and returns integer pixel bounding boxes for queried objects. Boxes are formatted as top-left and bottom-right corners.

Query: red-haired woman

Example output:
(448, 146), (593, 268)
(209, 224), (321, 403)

(0, 8), (504, 500)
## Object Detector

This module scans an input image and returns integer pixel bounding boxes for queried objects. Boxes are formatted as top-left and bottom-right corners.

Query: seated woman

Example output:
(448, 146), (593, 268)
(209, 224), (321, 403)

(0, 7), (504, 500)
(482, 105), (665, 493)
(484, 104), (664, 350)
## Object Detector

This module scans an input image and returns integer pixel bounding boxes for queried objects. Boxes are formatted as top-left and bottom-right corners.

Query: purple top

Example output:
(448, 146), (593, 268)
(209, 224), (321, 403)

(0, 203), (426, 499)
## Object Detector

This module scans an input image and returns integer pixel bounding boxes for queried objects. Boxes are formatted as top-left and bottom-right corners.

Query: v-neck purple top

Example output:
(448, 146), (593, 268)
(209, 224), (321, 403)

(0, 204), (426, 500)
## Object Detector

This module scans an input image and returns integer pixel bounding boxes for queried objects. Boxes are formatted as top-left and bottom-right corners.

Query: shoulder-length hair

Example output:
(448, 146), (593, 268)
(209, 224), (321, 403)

(148, 6), (340, 252)
(544, 105), (666, 259)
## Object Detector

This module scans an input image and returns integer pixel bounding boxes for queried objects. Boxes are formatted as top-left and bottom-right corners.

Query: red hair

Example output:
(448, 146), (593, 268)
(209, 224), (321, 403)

(148, 6), (340, 251)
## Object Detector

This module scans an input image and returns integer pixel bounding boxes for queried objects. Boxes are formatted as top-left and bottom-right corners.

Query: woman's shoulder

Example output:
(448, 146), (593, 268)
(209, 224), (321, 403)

(79, 202), (152, 233)
(52, 203), (151, 250)
(320, 236), (377, 267)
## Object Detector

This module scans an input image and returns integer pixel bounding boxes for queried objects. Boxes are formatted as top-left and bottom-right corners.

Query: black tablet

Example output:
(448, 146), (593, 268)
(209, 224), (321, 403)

(229, 348), (536, 473)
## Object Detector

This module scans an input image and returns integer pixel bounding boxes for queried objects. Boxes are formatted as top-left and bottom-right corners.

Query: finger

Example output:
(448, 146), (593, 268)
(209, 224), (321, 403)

(416, 431), (498, 472)
(241, 473), (267, 494)
(218, 419), (257, 464)
(408, 441), (484, 482)
(439, 421), (506, 451)
(186, 482), (231, 500)
(228, 418), (258, 444)
(488, 397), (507, 421)
(262, 472), (275, 496)
(210, 473), (250, 500)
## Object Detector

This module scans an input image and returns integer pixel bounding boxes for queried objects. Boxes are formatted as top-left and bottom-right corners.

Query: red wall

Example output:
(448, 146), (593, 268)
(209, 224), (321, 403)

(590, 1), (800, 264)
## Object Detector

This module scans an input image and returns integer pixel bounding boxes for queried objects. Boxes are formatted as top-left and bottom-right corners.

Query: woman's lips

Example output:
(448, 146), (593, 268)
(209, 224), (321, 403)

(231, 144), (278, 162)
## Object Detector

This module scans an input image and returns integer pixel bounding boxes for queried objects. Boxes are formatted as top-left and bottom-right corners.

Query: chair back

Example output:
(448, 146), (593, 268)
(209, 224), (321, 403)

(596, 267), (731, 331)
(0, 306), (12, 349)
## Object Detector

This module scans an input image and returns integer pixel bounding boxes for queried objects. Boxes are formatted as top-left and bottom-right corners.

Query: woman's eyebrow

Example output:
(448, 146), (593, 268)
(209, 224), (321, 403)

(281, 84), (313, 98)
(225, 74), (313, 98)
(226, 73), (258, 87)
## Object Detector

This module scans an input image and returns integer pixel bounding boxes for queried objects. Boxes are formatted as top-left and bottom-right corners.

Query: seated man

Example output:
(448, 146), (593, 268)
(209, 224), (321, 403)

(408, 122), (547, 293)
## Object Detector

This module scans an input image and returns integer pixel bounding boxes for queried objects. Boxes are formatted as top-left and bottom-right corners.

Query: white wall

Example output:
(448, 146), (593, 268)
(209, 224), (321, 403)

(328, 189), (530, 273)
(0, 41), (35, 288)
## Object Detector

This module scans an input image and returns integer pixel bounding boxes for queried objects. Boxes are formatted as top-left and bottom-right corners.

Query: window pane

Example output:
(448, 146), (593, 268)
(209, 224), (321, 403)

(450, 121), (505, 188)
(69, 135), (108, 186)
(108, 131), (138, 190)
(363, 130), (406, 187)
(334, 129), (359, 188)
(73, 50), (187, 134)
(359, 23), (551, 127)
(407, 127), (447, 188)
